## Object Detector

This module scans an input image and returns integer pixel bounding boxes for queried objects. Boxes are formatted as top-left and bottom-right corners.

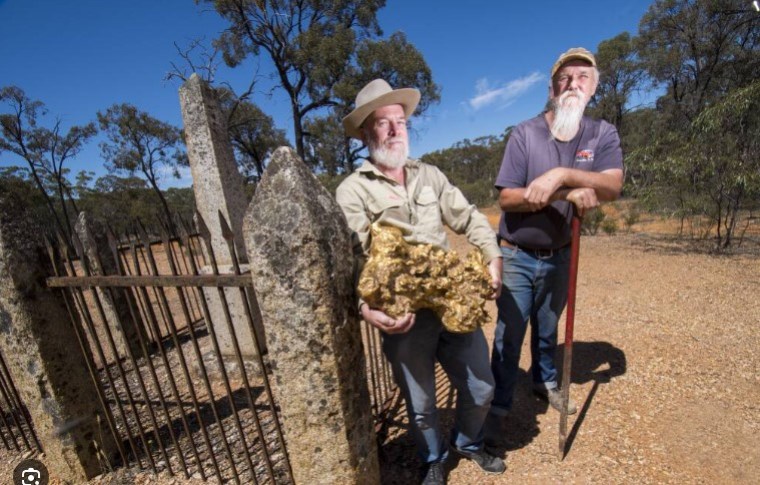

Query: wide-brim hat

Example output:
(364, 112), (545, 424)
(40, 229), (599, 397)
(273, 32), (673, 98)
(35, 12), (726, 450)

(342, 79), (420, 140)
(551, 47), (596, 78)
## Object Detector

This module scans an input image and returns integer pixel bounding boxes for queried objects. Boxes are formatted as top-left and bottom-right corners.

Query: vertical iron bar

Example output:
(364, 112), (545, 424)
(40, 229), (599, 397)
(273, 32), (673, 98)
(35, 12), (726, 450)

(219, 214), (279, 482)
(179, 230), (246, 484)
(0, 397), (13, 450)
(59, 238), (144, 469)
(369, 325), (385, 414)
(99, 230), (185, 472)
(0, 353), (31, 451)
(162, 233), (231, 483)
(0, 381), (21, 451)
(134, 236), (171, 340)
(105, 230), (177, 474)
(362, 323), (380, 417)
(0, 350), (41, 452)
(136, 224), (204, 478)
(71, 232), (159, 473)
(127, 242), (189, 478)
(44, 238), (128, 468)
(169, 237), (203, 324)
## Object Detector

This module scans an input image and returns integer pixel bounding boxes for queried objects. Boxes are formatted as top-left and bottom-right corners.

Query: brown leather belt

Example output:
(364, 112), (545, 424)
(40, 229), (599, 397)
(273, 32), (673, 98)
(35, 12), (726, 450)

(499, 239), (566, 258)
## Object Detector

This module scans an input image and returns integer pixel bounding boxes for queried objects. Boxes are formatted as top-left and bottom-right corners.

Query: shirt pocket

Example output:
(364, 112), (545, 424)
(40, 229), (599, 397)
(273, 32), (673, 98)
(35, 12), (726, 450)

(414, 185), (443, 232)
(367, 196), (403, 222)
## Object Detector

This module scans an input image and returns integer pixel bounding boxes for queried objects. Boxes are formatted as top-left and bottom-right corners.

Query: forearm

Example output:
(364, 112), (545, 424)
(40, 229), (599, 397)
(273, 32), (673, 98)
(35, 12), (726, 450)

(499, 187), (571, 212)
(557, 168), (623, 201)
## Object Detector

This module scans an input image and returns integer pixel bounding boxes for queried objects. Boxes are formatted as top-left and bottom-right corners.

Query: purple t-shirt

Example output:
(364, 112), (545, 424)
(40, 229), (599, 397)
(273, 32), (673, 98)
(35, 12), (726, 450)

(495, 114), (623, 249)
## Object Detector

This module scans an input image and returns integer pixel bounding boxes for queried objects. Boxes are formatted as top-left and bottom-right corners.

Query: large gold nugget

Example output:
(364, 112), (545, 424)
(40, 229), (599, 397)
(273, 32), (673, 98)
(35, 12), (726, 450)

(358, 224), (492, 333)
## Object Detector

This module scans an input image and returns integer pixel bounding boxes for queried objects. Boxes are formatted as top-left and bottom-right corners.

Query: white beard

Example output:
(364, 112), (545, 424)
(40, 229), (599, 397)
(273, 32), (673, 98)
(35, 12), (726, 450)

(550, 90), (588, 141)
(368, 138), (409, 169)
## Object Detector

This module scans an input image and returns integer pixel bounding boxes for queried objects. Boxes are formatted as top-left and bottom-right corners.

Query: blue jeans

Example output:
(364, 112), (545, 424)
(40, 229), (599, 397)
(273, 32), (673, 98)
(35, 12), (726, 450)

(382, 309), (494, 463)
(490, 245), (570, 416)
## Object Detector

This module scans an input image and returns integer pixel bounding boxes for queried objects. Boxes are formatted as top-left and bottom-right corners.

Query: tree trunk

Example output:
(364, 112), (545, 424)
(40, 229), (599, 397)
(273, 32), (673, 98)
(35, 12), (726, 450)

(291, 103), (305, 160)
(147, 177), (176, 236)
(27, 165), (70, 240)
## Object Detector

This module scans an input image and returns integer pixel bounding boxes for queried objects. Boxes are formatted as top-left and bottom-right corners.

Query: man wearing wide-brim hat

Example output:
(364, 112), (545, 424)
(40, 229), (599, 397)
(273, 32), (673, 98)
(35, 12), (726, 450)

(336, 79), (505, 484)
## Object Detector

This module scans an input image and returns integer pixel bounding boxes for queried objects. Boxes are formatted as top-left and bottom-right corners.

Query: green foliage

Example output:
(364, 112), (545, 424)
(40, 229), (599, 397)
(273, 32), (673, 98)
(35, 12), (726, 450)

(216, 87), (290, 182)
(98, 103), (186, 234)
(0, 166), (51, 226)
(420, 130), (510, 207)
(1, 85), (97, 239)
(75, 175), (196, 236)
(623, 203), (641, 232)
(316, 172), (350, 196)
(203, 0), (439, 170)
(581, 209), (605, 236)
(601, 217), (618, 235)
(588, 32), (643, 132)
(636, 0), (760, 124)
(306, 31), (441, 174)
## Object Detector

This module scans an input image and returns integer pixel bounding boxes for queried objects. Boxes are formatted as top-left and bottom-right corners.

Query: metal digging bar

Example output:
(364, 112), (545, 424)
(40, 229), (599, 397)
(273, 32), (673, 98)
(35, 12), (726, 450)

(559, 214), (582, 460)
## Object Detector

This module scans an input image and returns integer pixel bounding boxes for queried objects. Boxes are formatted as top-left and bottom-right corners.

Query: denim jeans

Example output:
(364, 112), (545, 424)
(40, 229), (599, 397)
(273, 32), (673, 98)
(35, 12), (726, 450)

(490, 245), (570, 416)
(382, 309), (494, 463)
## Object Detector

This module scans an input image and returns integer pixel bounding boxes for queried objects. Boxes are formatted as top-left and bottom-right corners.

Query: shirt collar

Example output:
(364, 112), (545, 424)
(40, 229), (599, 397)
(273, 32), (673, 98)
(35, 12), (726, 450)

(357, 158), (419, 182)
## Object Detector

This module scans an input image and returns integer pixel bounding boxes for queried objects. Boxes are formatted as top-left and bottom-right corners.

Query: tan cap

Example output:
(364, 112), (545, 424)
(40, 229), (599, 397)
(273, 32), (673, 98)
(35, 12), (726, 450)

(342, 79), (420, 140)
(551, 47), (596, 78)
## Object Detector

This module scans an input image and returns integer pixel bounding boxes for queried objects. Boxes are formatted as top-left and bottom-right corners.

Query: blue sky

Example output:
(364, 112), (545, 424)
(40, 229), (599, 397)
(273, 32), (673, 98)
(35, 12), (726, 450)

(0, 0), (655, 188)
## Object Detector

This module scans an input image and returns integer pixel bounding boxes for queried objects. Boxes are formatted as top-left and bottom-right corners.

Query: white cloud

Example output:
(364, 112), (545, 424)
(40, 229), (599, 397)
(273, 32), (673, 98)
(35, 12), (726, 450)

(468, 72), (546, 110)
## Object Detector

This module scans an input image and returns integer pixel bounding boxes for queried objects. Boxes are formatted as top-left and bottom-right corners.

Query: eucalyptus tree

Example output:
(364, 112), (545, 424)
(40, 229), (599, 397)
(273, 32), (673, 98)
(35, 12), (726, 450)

(588, 32), (644, 133)
(689, 80), (760, 248)
(201, 0), (439, 170)
(97, 104), (186, 234)
(309, 31), (440, 174)
(637, 0), (760, 124)
(216, 87), (289, 182)
(0, 86), (96, 239)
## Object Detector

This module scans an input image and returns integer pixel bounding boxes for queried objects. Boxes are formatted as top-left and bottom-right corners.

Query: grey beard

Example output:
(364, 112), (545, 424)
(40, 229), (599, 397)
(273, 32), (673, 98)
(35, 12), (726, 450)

(550, 91), (587, 141)
(368, 139), (409, 169)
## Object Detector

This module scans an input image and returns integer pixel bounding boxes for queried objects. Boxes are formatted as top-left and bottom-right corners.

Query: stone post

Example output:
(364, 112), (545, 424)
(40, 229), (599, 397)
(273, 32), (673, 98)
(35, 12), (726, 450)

(179, 73), (265, 362)
(0, 194), (116, 482)
(74, 212), (147, 359)
(243, 147), (379, 484)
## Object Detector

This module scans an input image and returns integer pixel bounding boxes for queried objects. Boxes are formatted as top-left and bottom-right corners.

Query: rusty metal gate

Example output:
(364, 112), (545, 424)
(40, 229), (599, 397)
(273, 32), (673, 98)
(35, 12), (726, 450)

(44, 216), (293, 484)
(38, 211), (400, 483)
(0, 349), (42, 456)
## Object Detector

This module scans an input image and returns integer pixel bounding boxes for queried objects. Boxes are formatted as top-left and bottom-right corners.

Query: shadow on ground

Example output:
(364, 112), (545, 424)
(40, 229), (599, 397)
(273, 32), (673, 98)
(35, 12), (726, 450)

(377, 340), (626, 483)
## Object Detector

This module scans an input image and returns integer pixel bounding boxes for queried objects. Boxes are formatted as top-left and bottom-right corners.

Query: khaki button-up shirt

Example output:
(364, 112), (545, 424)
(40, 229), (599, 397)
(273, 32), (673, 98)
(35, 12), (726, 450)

(335, 158), (501, 263)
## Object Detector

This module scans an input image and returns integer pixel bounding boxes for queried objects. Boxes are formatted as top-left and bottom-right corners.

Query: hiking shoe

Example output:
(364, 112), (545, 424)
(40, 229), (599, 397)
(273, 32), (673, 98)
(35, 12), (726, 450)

(452, 447), (506, 475)
(421, 461), (446, 485)
(534, 387), (577, 414)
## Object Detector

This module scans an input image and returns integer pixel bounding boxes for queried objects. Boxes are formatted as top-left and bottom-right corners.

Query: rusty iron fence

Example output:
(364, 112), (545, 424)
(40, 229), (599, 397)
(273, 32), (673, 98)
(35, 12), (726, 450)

(0, 350), (42, 456)
(44, 215), (293, 484)
(361, 322), (399, 439)
(35, 210), (400, 483)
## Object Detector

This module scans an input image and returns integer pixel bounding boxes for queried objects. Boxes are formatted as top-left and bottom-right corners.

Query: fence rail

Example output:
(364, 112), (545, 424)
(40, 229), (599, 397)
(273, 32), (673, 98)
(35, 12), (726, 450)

(42, 217), (293, 484)
(32, 212), (401, 483)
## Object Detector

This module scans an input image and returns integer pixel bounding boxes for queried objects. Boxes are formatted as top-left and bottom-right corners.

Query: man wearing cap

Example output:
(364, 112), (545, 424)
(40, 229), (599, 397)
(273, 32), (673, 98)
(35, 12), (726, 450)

(488, 48), (624, 429)
(336, 79), (505, 484)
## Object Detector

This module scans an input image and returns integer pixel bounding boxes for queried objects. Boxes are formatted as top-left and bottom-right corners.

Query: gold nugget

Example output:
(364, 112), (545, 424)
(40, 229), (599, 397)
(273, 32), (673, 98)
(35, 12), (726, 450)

(358, 224), (492, 333)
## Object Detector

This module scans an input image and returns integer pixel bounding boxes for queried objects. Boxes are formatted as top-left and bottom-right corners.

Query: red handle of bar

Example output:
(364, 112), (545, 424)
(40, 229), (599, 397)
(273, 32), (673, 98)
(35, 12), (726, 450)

(559, 214), (582, 459)
(565, 215), (582, 352)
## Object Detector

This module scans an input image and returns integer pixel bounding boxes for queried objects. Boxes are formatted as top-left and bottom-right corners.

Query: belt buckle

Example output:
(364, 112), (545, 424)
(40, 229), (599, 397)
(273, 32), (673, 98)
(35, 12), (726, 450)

(534, 248), (554, 258)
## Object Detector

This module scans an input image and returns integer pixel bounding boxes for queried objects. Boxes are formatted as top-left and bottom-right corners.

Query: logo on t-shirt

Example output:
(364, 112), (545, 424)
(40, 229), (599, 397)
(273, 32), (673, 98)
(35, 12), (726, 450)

(575, 149), (594, 163)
